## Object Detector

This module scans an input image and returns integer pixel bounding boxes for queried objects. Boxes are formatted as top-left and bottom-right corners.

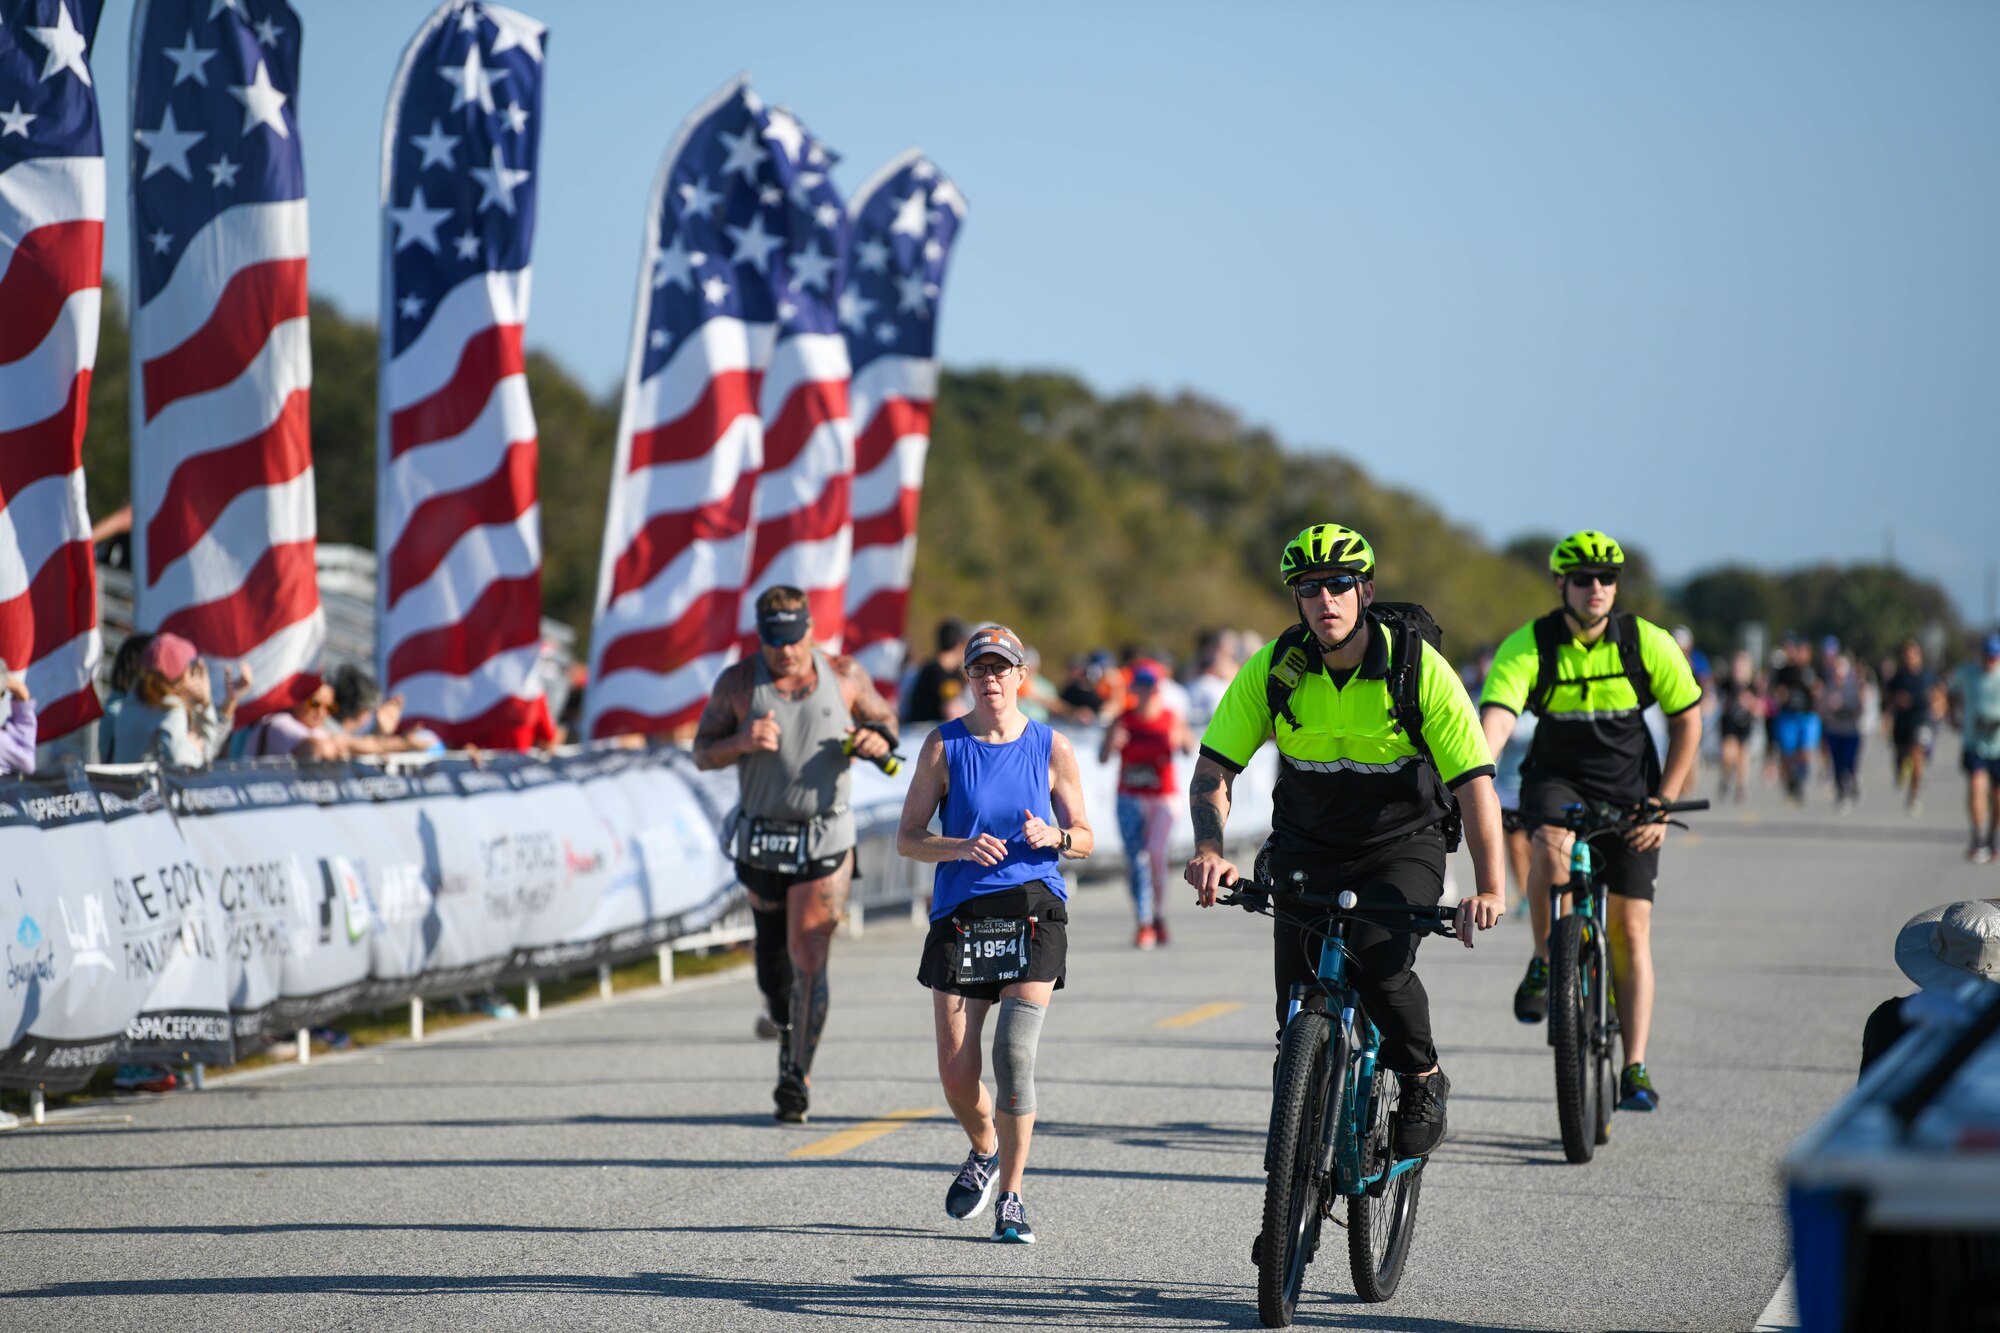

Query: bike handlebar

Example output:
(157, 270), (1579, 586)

(1560, 797), (1709, 834)
(1217, 886), (1460, 939)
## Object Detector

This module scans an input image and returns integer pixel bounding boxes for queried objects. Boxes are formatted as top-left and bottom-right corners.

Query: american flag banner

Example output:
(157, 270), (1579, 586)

(0, 0), (104, 741)
(377, 0), (553, 749)
(841, 150), (966, 697)
(128, 0), (321, 726)
(737, 109), (852, 655)
(584, 74), (797, 739)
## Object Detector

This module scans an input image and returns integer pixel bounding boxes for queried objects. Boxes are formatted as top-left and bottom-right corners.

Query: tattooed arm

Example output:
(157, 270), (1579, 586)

(1183, 754), (1240, 907)
(690, 662), (766, 770)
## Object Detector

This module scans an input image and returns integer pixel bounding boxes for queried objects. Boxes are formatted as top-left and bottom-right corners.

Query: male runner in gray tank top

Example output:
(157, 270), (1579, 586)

(693, 585), (901, 1122)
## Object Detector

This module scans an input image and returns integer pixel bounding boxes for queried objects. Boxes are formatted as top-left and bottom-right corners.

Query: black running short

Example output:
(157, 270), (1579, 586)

(1518, 777), (1661, 902)
(917, 881), (1068, 1001)
(737, 847), (855, 907)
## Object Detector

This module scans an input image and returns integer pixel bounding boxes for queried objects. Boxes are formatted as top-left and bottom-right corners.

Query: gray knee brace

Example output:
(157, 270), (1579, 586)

(992, 997), (1046, 1116)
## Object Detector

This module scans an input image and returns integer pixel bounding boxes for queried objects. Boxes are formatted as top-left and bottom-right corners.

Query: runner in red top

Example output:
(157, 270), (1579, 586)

(1100, 666), (1193, 948)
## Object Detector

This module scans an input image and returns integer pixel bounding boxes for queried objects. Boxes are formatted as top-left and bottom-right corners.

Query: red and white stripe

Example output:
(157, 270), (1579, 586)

(738, 331), (853, 653)
(586, 308), (774, 739)
(131, 197), (323, 725)
(377, 268), (552, 748)
(0, 154), (103, 739)
(844, 353), (935, 694)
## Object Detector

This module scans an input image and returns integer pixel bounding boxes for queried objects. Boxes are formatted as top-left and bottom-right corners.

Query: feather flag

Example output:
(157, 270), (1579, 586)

(0, 0), (104, 740)
(129, 0), (322, 724)
(584, 74), (796, 738)
(737, 107), (852, 654)
(377, 0), (553, 749)
(841, 150), (965, 698)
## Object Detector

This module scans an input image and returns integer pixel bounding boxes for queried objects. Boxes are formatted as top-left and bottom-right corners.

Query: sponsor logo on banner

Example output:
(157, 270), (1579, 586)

(6, 914), (56, 992)
(57, 895), (116, 973)
(478, 832), (560, 919)
(318, 857), (374, 944)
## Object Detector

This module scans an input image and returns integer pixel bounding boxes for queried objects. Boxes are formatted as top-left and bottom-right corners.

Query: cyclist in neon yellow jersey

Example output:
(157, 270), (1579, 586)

(1478, 531), (1702, 1113)
(1187, 523), (1506, 1159)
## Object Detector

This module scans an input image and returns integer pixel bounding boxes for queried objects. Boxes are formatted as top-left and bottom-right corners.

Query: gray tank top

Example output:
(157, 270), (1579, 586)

(738, 649), (855, 856)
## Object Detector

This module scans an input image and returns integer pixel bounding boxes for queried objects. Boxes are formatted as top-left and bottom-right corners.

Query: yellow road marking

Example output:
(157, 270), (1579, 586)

(787, 1107), (941, 1159)
(1157, 1001), (1243, 1030)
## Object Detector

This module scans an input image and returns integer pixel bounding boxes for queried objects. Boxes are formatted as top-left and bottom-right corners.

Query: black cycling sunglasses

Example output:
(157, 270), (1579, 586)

(1567, 569), (1620, 588)
(1292, 574), (1361, 599)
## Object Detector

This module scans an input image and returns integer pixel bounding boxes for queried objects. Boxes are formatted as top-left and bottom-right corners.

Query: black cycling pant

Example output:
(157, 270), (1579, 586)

(1268, 828), (1446, 1075)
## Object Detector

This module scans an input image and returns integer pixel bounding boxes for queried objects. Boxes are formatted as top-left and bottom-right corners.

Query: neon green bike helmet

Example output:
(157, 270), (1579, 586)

(1549, 529), (1625, 575)
(1279, 523), (1375, 584)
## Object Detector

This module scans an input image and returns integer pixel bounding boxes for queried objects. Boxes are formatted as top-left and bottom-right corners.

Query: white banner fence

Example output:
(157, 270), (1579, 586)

(2, 726), (1274, 1092)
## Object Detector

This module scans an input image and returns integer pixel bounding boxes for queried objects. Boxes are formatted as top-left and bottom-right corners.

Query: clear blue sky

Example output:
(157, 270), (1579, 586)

(91, 0), (1999, 622)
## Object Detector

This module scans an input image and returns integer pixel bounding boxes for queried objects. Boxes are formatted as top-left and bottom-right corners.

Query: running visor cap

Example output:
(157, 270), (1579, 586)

(963, 625), (1026, 667)
(757, 605), (811, 645)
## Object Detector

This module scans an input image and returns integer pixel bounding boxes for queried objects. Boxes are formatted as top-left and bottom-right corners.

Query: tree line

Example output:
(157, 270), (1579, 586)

(78, 286), (1965, 671)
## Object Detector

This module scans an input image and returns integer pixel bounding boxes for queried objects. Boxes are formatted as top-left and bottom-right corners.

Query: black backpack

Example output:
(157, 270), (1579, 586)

(1525, 610), (1653, 718)
(1264, 602), (1461, 850)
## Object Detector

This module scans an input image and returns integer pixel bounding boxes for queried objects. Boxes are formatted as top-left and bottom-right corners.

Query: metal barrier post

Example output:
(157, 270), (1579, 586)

(191, 1063), (206, 1091)
(598, 962), (613, 1000)
(296, 1027), (310, 1064)
(658, 945), (674, 985)
(410, 997), (424, 1041)
(525, 978), (541, 1019)
(29, 1088), (44, 1125)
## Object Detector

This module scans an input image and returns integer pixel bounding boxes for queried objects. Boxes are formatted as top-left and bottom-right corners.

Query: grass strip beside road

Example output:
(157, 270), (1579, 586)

(787, 1108), (944, 1159)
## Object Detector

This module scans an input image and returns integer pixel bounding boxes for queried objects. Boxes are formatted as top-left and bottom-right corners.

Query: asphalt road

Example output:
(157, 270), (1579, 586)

(4, 744), (1993, 1332)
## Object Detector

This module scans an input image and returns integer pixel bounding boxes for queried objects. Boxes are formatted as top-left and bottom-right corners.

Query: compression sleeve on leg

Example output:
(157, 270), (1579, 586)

(992, 997), (1046, 1116)
(751, 903), (791, 1020)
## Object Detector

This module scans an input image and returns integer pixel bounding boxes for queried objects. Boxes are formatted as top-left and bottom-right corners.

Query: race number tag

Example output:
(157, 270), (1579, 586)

(745, 817), (806, 874)
(953, 916), (1032, 986)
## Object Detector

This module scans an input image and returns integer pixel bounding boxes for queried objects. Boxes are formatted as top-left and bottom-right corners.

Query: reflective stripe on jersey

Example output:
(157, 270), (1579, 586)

(1201, 624), (1493, 854)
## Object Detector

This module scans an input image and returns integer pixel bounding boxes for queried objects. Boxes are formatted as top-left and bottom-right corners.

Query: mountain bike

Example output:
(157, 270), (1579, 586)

(1545, 798), (1707, 1163)
(1221, 878), (1460, 1326)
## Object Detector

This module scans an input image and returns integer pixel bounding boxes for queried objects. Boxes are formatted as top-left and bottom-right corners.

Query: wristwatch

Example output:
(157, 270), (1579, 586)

(1059, 829), (1073, 853)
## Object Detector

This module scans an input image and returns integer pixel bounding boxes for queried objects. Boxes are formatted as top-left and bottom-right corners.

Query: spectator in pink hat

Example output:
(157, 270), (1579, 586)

(107, 633), (252, 767)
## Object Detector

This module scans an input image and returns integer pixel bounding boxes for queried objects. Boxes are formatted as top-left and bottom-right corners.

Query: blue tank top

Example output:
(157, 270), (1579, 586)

(930, 717), (1065, 920)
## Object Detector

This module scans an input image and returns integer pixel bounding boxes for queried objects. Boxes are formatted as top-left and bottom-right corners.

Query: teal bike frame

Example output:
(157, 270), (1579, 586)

(1289, 915), (1426, 1196)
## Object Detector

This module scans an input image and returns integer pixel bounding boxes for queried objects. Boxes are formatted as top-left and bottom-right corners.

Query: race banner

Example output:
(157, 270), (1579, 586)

(841, 151), (967, 697)
(0, 724), (1268, 1090)
(377, 0), (554, 749)
(0, 769), (223, 1083)
(0, 0), (106, 740)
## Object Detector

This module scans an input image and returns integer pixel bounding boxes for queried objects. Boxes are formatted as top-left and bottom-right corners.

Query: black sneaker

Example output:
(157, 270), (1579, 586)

(1513, 957), (1550, 1024)
(773, 1068), (809, 1123)
(945, 1148), (999, 1219)
(1392, 1071), (1449, 1158)
(992, 1191), (1035, 1244)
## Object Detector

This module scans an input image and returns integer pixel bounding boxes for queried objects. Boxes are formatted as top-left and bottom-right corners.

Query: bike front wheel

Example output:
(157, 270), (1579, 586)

(1592, 935), (1616, 1146)
(1258, 1010), (1334, 1328)
(1348, 1065), (1424, 1302)
(1548, 914), (1598, 1163)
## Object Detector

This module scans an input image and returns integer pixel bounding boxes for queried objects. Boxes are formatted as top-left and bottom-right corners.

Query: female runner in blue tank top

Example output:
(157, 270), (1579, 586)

(897, 624), (1094, 1244)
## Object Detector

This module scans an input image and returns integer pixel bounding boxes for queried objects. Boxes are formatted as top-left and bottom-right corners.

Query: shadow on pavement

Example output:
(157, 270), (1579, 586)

(0, 1154), (1265, 1188)
(0, 1266), (1600, 1330)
